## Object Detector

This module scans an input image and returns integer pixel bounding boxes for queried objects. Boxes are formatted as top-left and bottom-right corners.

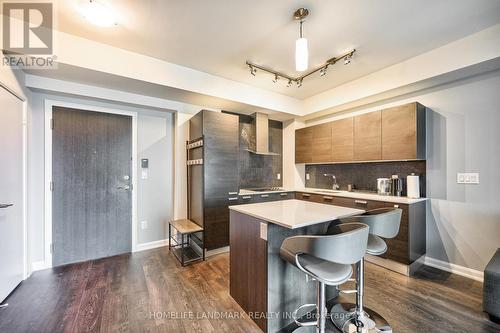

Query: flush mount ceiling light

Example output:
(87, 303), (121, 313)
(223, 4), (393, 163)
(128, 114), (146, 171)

(246, 7), (356, 88)
(80, 0), (117, 27)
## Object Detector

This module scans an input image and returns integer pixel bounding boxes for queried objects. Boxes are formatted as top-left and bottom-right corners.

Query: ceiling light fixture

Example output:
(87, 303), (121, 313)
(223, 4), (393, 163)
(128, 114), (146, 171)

(80, 0), (117, 27)
(245, 8), (356, 88)
(294, 8), (309, 72)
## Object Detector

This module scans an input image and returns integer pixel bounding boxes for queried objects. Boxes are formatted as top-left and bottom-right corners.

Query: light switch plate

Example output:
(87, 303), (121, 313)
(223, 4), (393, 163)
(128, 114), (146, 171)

(141, 221), (148, 229)
(260, 223), (267, 241)
(306, 173), (310, 180)
(457, 173), (479, 184)
(277, 173), (281, 180)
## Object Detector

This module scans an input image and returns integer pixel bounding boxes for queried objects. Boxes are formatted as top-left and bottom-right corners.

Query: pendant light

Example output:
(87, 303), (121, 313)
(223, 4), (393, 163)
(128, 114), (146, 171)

(294, 8), (309, 72)
(245, 7), (356, 87)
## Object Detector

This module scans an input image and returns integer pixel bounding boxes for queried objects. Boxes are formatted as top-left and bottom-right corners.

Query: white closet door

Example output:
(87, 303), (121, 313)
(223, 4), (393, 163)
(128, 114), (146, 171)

(0, 85), (24, 302)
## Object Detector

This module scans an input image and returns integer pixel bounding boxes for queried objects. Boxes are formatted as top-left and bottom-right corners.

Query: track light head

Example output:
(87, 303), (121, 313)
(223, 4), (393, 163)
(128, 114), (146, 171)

(319, 66), (328, 76)
(296, 79), (303, 88)
(249, 65), (257, 76)
(287, 79), (292, 87)
(272, 74), (279, 83)
(344, 55), (351, 65)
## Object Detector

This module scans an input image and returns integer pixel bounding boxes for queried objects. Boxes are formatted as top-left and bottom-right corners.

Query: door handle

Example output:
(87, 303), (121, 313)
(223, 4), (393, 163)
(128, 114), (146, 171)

(117, 185), (130, 191)
(0, 204), (13, 209)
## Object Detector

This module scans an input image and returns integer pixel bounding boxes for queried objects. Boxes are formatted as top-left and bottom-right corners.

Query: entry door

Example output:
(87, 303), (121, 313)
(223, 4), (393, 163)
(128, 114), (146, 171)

(52, 107), (132, 267)
(0, 86), (25, 302)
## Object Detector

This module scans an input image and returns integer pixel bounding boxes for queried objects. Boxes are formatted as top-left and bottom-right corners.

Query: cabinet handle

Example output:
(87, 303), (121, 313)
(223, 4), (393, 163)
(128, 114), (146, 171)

(302, 194), (310, 198)
(280, 193), (288, 197)
(323, 196), (333, 200)
(0, 204), (14, 209)
(393, 204), (399, 208)
(228, 197), (238, 201)
(228, 192), (238, 195)
(354, 200), (368, 205)
(242, 196), (252, 200)
(260, 194), (269, 198)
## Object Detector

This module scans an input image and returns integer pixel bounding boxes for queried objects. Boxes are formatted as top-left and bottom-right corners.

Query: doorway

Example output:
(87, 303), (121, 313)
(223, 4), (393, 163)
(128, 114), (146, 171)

(50, 105), (135, 267)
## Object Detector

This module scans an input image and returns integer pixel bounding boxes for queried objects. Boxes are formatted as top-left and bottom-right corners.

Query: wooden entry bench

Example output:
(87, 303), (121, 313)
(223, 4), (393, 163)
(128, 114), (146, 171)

(168, 219), (205, 266)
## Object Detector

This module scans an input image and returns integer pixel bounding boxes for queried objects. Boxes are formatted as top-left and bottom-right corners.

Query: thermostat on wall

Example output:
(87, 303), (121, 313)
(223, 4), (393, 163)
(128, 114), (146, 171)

(141, 159), (149, 169)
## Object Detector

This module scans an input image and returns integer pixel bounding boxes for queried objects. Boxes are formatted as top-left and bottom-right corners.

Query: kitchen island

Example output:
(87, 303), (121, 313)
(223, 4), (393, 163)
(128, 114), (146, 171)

(229, 199), (364, 332)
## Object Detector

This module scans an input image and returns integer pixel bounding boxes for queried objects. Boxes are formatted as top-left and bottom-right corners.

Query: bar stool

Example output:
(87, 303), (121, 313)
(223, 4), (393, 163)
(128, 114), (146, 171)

(280, 222), (369, 333)
(330, 207), (402, 333)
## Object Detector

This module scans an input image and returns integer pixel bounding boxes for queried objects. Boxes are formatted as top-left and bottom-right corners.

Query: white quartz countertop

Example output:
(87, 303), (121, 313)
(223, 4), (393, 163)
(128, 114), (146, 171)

(229, 199), (364, 229)
(298, 188), (427, 204)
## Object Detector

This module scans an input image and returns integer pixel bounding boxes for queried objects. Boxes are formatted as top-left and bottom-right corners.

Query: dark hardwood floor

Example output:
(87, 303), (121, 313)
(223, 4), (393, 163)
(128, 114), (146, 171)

(0, 247), (497, 333)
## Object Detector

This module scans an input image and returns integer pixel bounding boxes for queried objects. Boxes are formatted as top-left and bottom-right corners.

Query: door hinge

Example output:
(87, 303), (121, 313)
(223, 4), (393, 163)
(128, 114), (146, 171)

(50, 181), (54, 191)
(50, 118), (54, 130)
(50, 243), (54, 254)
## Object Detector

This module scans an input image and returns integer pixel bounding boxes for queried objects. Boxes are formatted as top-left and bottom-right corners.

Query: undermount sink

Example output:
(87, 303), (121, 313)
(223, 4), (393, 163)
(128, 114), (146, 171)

(313, 189), (343, 194)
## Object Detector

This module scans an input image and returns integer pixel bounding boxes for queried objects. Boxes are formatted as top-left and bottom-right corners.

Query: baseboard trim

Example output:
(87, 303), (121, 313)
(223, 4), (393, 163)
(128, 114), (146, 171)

(31, 260), (50, 272)
(424, 256), (484, 282)
(135, 239), (168, 252)
(206, 246), (230, 257)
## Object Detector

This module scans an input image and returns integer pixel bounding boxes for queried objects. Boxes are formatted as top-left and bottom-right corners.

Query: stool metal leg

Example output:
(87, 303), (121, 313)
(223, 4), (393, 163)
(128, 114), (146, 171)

(331, 258), (392, 333)
(317, 281), (326, 333)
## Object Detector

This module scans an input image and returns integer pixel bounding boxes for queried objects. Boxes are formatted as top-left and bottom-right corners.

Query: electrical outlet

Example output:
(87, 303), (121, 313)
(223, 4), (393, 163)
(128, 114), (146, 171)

(457, 173), (479, 184)
(277, 173), (281, 180)
(306, 173), (310, 180)
(141, 221), (148, 229)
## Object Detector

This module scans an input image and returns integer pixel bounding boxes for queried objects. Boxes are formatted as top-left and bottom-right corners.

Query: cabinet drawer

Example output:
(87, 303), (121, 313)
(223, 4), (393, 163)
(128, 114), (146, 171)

(331, 197), (386, 210)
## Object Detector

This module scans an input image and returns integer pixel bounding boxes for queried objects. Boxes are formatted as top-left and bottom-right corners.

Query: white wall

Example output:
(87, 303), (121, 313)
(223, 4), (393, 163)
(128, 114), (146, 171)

(27, 92), (176, 265)
(137, 112), (174, 244)
(298, 70), (500, 272)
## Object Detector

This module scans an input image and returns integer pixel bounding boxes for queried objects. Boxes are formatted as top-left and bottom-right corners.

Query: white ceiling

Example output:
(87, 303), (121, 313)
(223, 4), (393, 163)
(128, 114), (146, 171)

(56, 0), (500, 99)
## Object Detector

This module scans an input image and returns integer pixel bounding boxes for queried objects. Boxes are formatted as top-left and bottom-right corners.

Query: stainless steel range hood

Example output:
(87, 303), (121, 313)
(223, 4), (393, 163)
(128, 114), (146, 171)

(245, 112), (280, 156)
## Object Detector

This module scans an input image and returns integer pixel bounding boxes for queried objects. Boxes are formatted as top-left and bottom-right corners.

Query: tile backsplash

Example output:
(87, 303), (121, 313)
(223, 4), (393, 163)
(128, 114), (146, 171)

(237, 114), (283, 189)
(305, 161), (426, 196)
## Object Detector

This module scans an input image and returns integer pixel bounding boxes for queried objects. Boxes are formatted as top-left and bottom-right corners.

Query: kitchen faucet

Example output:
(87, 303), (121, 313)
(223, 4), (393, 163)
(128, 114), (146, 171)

(323, 173), (340, 190)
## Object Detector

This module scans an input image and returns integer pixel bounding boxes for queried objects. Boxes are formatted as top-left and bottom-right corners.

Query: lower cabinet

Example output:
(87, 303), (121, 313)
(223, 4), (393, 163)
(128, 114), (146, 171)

(238, 192), (294, 205)
(295, 193), (426, 265)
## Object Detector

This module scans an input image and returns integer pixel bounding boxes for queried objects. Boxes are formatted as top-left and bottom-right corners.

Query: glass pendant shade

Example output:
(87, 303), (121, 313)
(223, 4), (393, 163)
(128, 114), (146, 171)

(295, 37), (308, 72)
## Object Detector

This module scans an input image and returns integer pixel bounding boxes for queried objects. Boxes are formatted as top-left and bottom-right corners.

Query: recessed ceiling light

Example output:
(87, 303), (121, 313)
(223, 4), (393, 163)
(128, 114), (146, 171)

(80, 0), (117, 27)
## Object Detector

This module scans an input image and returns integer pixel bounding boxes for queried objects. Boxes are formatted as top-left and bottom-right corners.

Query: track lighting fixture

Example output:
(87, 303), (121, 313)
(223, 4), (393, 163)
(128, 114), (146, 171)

(245, 7), (356, 87)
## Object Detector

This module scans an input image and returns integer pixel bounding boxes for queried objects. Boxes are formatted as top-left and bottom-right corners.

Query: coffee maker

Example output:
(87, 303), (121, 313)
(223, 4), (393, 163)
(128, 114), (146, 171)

(391, 175), (403, 197)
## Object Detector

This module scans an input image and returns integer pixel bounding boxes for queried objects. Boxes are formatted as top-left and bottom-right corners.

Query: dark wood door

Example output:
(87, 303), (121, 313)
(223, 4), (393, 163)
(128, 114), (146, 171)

(52, 107), (132, 267)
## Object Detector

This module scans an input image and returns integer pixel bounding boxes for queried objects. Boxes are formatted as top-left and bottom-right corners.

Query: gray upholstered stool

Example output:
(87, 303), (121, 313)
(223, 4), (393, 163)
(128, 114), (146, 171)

(484, 248), (500, 323)
(280, 222), (369, 333)
(331, 207), (402, 333)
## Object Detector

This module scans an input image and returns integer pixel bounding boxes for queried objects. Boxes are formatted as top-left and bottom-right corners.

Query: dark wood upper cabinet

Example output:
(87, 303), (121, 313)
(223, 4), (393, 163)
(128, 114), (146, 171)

(295, 102), (427, 164)
(382, 102), (426, 160)
(312, 123), (332, 163)
(354, 111), (382, 161)
(295, 126), (313, 163)
(331, 117), (354, 162)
